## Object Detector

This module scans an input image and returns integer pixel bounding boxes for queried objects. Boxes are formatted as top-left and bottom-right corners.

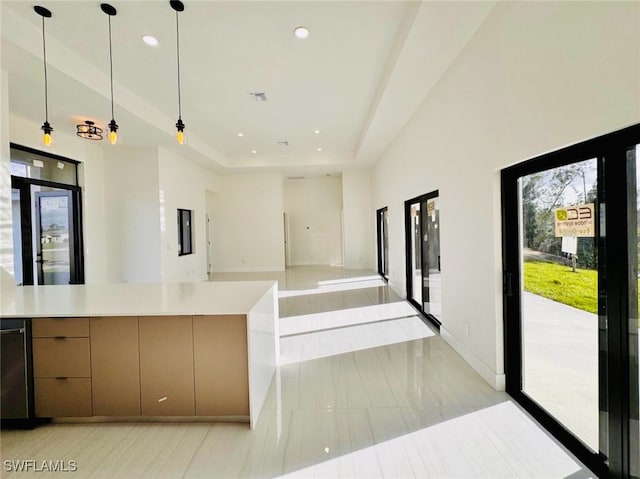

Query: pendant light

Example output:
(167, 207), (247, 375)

(101, 3), (119, 145)
(170, 1), (185, 145)
(34, 6), (53, 147)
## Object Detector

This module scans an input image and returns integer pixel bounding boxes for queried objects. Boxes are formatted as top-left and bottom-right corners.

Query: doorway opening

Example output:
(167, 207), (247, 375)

(376, 207), (389, 280)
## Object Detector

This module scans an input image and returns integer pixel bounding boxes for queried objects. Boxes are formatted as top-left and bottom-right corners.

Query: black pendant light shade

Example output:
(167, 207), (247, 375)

(101, 3), (119, 144)
(171, 0), (185, 144)
(35, 6), (53, 146)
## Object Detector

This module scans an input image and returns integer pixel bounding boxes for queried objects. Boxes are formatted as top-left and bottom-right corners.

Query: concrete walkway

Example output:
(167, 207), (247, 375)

(522, 292), (599, 451)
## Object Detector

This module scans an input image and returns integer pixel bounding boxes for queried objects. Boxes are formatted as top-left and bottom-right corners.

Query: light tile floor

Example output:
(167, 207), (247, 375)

(0, 266), (595, 478)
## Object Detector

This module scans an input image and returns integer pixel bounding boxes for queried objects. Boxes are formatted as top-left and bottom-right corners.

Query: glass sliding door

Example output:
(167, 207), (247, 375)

(405, 191), (441, 327)
(408, 201), (422, 306)
(502, 124), (640, 478)
(422, 196), (441, 319)
(519, 158), (601, 451)
(630, 144), (640, 479)
(376, 207), (389, 280)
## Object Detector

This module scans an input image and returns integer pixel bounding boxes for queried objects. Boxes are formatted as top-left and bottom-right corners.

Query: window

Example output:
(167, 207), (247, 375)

(10, 143), (78, 186)
(177, 209), (193, 256)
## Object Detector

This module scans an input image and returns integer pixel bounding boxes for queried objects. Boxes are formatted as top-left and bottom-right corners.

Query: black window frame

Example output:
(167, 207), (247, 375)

(177, 208), (193, 256)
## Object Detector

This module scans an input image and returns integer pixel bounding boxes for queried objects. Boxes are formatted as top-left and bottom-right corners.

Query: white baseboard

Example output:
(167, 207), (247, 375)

(440, 326), (505, 391)
(212, 266), (285, 273)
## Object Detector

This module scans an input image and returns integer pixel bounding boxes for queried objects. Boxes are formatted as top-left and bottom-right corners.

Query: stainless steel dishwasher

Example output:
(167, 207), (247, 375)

(1, 318), (36, 428)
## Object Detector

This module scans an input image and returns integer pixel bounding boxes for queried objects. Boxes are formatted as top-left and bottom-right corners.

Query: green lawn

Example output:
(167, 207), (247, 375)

(523, 261), (598, 314)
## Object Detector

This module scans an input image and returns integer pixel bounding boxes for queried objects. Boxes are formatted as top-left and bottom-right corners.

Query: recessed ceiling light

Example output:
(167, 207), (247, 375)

(294, 26), (309, 39)
(314, 129), (320, 134)
(251, 150), (257, 154)
(317, 147), (322, 152)
(142, 35), (159, 47)
(237, 132), (244, 137)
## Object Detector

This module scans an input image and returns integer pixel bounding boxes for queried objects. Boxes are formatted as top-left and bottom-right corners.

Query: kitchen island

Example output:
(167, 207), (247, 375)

(0, 281), (279, 429)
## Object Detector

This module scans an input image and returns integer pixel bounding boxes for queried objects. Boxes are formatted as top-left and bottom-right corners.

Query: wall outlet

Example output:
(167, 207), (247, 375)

(465, 322), (470, 336)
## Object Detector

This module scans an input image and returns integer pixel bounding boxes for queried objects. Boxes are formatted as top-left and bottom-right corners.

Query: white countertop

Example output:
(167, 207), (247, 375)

(0, 281), (277, 318)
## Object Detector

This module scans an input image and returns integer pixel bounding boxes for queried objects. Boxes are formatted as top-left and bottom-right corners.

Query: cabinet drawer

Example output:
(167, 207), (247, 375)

(33, 338), (91, 378)
(34, 378), (92, 417)
(32, 318), (89, 338)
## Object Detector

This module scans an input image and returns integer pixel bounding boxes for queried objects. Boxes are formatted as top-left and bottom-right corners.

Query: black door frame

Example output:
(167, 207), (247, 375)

(405, 190), (440, 329)
(11, 177), (84, 286)
(376, 207), (389, 280)
(502, 123), (640, 478)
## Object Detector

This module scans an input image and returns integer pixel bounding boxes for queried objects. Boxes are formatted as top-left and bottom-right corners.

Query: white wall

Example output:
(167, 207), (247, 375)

(0, 70), (12, 277)
(158, 147), (220, 282)
(205, 189), (218, 275)
(285, 177), (343, 266)
(342, 169), (374, 270)
(5, 114), (221, 285)
(212, 173), (285, 272)
(8, 114), (108, 285)
(372, 1), (640, 389)
(103, 147), (161, 283)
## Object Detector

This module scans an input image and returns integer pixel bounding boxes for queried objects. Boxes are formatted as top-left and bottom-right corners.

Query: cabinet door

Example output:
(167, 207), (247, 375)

(139, 316), (194, 416)
(193, 315), (249, 416)
(32, 318), (89, 338)
(35, 378), (92, 417)
(33, 338), (91, 378)
(90, 317), (141, 416)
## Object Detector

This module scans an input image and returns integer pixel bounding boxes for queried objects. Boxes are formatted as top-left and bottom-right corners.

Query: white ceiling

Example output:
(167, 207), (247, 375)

(1, 1), (495, 175)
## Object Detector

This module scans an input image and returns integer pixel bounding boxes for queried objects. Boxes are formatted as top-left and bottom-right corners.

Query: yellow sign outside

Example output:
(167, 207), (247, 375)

(554, 203), (595, 237)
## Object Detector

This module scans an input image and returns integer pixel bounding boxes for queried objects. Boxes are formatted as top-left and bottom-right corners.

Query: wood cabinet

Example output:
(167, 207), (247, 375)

(31, 315), (251, 420)
(90, 317), (141, 416)
(139, 316), (195, 416)
(33, 338), (91, 378)
(193, 315), (249, 416)
(32, 317), (89, 338)
(32, 318), (92, 417)
(34, 378), (92, 417)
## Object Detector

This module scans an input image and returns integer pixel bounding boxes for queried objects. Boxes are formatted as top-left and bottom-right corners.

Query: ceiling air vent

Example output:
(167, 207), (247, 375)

(277, 141), (289, 147)
(249, 92), (267, 102)
(287, 176), (305, 180)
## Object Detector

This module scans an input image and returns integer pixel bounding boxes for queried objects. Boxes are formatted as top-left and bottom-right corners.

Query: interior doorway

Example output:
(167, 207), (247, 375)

(376, 207), (389, 280)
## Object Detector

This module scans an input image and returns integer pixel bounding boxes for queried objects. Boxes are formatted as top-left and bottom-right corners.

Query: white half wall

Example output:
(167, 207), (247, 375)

(285, 177), (343, 266)
(212, 173), (285, 272)
(103, 147), (161, 284)
(342, 169), (374, 270)
(158, 147), (220, 282)
(371, 1), (640, 388)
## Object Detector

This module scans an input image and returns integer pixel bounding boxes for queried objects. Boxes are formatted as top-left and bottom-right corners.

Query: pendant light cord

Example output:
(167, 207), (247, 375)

(41, 15), (49, 122)
(108, 15), (115, 121)
(175, 10), (182, 120)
